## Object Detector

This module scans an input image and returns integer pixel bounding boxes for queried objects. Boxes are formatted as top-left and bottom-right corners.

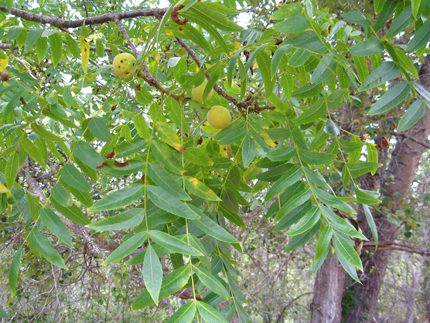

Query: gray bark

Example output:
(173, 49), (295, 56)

(310, 256), (347, 323)
(345, 56), (430, 322)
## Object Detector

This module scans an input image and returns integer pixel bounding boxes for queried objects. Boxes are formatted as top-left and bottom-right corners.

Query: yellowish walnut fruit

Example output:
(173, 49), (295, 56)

(192, 79), (213, 103)
(207, 105), (231, 130)
(113, 53), (137, 78)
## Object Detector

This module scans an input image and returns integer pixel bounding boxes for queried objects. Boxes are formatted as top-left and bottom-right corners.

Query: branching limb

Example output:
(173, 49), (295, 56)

(363, 241), (430, 256)
(0, 6), (168, 28)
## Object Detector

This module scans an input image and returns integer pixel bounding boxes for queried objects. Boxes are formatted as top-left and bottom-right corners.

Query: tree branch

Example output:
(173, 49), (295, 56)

(363, 241), (430, 256)
(0, 6), (167, 28)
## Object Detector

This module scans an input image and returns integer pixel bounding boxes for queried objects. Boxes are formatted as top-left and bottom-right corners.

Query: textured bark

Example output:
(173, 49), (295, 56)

(310, 256), (347, 323)
(345, 56), (430, 322)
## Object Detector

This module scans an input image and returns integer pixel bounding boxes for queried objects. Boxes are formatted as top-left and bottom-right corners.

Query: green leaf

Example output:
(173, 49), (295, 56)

(51, 183), (73, 207)
(271, 45), (291, 75)
(96, 38), (104, 57)
(184, 147), (214, 166)
(51, 199), (90, 226)
(373, 0), (397, 32)
(363, 204), (378, 249)
(394, 48), (418, 78)
(355, 187), (381, 205)
(99, 160), (145, 177)
(90, 184), (144, 212)
(9, 246), (23, 294)
(63, 87), (73, 108)
(147, 163), (190, 201)
(256, 51), (274, 99)
(314, 187), (356, 214)
(271, 3), (302, 20)
(115, 138), (147, 158)
(353, 56), (369, 82)
(31, 123), (62, 141)
(5, 151), (20, 190)
(286, 207), (321, 236)
(275, 189), (312, 221)
(190, 207), (239, 244)
(197, 302), (229, 323)
(24, 28), (43, 51)
(146, 185), (200, 220)
(368, 82), (411, 115)
(265, 167), (303, 202)
(102, 231), (147, 265)
(30, 229), (67, 269)
(0, 308), (6, 319)
(348, 162), (382, 178)
(35, 37), (48, 63)
(314, 226), (333, 261)
(288, 48), (311, 67)
(193, 266), (230, 301)
(132, 266), (190, 310)
(185, 177), (221, 201)
(285, 30), (318, 48)
(166, 301), (196, 323)
(311, 54), (337, 85)
(242, 135), (256, 167)
(49, 33), (62, 68)
(398, 99), (426, 131)
(189, 2), (243, 32)
(242, 43), (268, 79)
(349, 37), (384, 57)
(143, 244), (163, 305)
(73, 141), (104, 169)
(39, 208), (73, 247)
(284, 220), (320, 252)
(342, 11), (371, 26)
(298, 149), (336, 165)
(334, 242), (360, 282)
(412, 0), (422, 18)
(292, 82), (322, 99)
(321, 206), (367, 240)
(87, 208), (145, 231)
(133, 114), (151, 140)
(149, 230), (202, 256)
(334, 234), (362, 270)
(386, 6), (411, 39)
(151, 140), (185, 175)
(358, 61), (400, 92)
(60, 164), (91, 192)
(273, 15), (309, 33)
(3, 89), (26, 118)
(60, 178), (93, 207)
(267, 146), (296, 162)
(297, 97), (328, 124)
(338, 139), (363, 153)
(156, 122), (184, 152)
(180, 11), (229, 53)
(412, 81), (430, 103)
(88, 118), (112, 142)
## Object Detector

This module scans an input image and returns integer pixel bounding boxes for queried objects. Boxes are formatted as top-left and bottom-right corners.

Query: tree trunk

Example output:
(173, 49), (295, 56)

(311, 56), (430, 323)
(310, 256), (347, 323)
(345, 56), (430, 322)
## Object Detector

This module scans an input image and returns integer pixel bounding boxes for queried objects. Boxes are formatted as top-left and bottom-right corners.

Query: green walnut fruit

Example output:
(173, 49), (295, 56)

(207, 105), (231, 129)
(113, 53), (137, 78)
(192, 79), (213, 103)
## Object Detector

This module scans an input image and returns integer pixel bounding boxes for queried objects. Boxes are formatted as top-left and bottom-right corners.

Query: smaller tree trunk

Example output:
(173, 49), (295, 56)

(310, 256), (346, 323)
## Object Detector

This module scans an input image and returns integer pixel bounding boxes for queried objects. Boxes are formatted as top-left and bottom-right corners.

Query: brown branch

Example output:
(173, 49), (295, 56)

(0, 6), (167, 29)
(113, 18), (138, 56)
(175, 36), (248, 110)
(389, 130), (430, 149)
(363, 241), (430, 256)
(276, 292), (314, 323)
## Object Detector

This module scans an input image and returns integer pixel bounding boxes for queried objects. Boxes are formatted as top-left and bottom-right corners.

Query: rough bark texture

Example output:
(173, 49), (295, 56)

(344, 56), (430, 322)
(310, 256), (347, 323)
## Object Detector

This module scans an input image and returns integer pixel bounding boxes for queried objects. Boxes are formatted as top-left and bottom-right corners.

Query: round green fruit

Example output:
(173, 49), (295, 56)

(113, 53), (137, 78)
(207, 105), (231, 129)
(192, 79), (213, 103)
